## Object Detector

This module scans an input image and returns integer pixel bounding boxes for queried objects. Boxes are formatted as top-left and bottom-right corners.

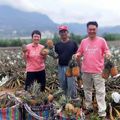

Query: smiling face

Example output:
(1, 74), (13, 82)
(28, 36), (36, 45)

(87, 24), (98, 39)
(32, 34), (41, 44)
(59, 30), (69, 41)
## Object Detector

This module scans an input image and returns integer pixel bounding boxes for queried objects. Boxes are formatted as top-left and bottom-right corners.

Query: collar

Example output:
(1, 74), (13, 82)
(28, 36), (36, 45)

(61, 39), (70, 43)
(88, 36), (97, 41)
(32, 43), (38, 47)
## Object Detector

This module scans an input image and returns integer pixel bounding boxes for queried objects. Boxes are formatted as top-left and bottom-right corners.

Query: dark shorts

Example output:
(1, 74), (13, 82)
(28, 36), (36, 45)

(25, 69), (46, 91)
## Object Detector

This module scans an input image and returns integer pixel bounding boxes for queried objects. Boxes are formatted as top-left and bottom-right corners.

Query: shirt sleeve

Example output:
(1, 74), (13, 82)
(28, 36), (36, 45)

(76, 40), (84, 57)
(55, 43), (58, 54)
(102, 39), (110, 55)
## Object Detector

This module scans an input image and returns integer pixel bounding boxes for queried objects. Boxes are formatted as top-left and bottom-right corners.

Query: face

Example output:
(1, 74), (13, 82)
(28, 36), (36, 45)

(87, 25), (98, 39)
(59, 30), (69, 41)
(32, 34), (41, 44)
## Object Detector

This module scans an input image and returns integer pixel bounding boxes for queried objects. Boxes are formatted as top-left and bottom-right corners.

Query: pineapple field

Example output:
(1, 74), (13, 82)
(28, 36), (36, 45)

(0, 41), (120, 120)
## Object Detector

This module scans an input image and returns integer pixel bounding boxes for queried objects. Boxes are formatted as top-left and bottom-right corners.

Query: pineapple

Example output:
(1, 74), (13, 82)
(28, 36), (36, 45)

(110, 66), (118, 77)
(41, 48), (49, 56)
(23, 81), (47, 105)
(103, 59), (118, 77)
(102, 69), (110, 79)
(46, 39), (54, 49)
(66, 68), (72, 77)
(66, 57), (80, 77)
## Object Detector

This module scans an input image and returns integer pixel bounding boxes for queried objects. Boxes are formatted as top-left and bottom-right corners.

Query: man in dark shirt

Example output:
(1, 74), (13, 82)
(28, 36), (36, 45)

(55, 25), (78, 99)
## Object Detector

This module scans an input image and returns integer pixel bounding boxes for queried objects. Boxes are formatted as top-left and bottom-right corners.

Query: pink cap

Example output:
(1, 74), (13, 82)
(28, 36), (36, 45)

(58, 25), (68, 31)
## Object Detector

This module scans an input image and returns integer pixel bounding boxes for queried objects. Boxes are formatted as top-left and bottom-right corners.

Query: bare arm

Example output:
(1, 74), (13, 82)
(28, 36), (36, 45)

(22, 44), (28, 60)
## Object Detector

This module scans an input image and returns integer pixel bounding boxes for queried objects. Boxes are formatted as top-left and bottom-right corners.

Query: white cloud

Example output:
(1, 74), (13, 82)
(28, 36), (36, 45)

(0, 0), (120, 26)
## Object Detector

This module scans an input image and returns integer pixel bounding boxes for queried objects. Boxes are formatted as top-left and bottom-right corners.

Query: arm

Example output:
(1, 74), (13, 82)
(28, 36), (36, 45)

(103, 39), (111, 59)
(22, 44), (28, 60)
(74, 41), (84, 59)
(50, 44), (58, 59)
(51, 47), (58, 59)
(22, 52), (27, 60)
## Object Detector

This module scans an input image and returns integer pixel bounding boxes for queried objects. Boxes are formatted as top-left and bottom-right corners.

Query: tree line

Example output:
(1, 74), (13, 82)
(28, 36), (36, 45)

(0, 33), (119, 47)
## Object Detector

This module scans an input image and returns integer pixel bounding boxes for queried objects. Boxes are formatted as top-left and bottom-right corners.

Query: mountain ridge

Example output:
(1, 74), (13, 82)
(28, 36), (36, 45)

(0, 5), (120, 38)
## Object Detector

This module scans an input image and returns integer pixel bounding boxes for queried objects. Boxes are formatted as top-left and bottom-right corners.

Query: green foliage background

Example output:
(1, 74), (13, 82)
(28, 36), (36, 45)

(0, 33), (119, 47)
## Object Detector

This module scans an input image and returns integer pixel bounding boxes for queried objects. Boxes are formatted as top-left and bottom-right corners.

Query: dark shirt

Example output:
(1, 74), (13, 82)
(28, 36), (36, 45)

(55, 40), (78, 66)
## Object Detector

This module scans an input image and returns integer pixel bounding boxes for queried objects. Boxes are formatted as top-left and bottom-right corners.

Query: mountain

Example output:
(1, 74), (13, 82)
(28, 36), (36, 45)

(65, 23), (120, 35)
(99, 26), (120, 34)
(0, 5), (120, 38)
(63, 23), (86, 35)
(0, 5), (57, 38)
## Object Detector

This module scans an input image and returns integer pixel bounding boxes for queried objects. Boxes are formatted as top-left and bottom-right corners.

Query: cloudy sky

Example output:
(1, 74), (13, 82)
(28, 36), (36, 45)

(0, 0), (120, 26)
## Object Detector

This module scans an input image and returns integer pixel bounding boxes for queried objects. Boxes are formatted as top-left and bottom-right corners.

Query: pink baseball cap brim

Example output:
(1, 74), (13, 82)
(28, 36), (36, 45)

(58, 25), (68, 31)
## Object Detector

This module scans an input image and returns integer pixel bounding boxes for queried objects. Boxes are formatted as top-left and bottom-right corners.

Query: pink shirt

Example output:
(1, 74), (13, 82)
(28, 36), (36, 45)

(25, 43), (45, 72)
(77, 37), (110, 73)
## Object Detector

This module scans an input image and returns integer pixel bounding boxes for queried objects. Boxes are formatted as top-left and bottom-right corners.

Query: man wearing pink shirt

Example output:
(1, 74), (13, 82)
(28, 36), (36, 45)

(75, 21), (111, 119)
(22, 30), (47, 91)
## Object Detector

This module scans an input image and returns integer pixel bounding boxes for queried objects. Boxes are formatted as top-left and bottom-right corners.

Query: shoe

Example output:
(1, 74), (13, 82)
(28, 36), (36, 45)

(84, 108), (94, 115)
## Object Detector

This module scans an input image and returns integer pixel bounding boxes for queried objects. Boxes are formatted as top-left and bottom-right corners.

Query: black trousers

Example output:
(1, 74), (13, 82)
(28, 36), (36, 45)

(25, 70), (46, 92)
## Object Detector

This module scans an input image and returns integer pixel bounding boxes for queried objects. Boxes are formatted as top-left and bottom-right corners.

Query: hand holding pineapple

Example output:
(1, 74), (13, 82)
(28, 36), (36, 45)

(73, 53), (81, 60)
(105, 52), (111, 59)
(40, 39), (53, 56)
(22, 44), (27, 53)
(40, 48), (49, 56)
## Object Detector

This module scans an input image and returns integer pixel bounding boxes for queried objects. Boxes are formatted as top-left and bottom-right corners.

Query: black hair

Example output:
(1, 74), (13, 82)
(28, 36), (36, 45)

(87, 21), (98, 28)
(31, 30), (41, 38)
